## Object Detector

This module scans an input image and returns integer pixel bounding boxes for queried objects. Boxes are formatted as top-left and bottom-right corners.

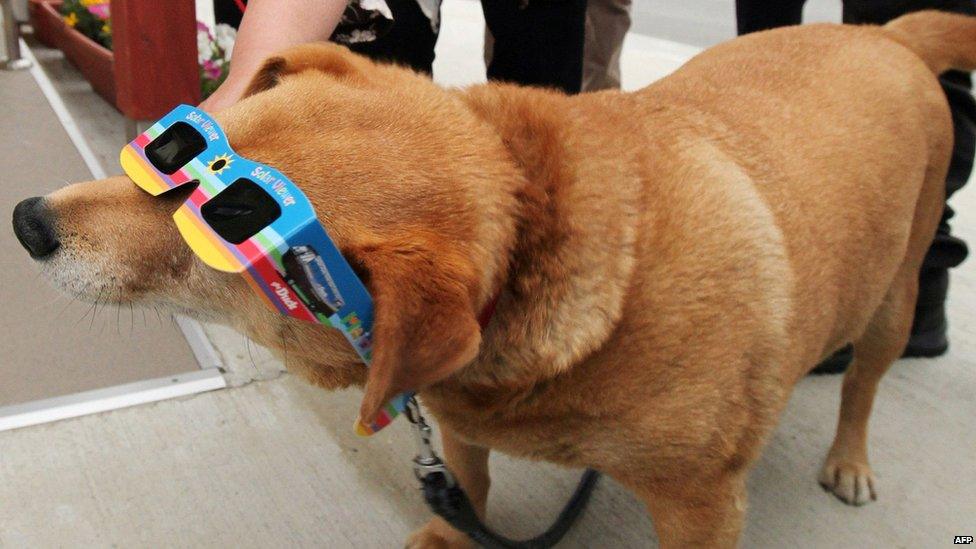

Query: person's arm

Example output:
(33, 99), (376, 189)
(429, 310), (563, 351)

(201, 0), (348, 112)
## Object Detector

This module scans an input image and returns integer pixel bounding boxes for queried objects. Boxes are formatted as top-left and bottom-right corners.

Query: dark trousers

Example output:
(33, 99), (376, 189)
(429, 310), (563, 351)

(348, 0), (588, 94)
(736, 0), (975, 309)
(345, 0), (440, 76)
(481, 0), (587, 94)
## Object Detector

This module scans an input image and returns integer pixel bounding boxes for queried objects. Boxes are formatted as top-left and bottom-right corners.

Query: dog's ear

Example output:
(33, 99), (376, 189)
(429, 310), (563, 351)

(243, 42), (378, 98)
(347, 235), (483, 427)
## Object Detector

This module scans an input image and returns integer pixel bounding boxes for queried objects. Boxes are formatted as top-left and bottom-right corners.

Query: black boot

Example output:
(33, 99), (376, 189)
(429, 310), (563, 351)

(810, 345), (853, 375)
(903, 268), (950, 358)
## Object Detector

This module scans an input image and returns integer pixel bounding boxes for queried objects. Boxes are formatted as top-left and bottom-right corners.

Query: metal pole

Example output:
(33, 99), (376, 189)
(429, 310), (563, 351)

(2, 0), (31, 70)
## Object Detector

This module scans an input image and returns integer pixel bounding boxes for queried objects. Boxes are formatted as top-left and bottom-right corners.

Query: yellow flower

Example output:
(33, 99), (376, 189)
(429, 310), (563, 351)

(80, 0), (102, 6)
(64, 12), (78, 27)
(102, 21), (110, 34)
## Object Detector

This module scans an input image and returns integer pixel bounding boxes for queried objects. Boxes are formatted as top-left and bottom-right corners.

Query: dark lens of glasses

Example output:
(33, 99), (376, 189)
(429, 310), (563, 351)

(146, 122), (208, 174)
(201, 177), (282, 244)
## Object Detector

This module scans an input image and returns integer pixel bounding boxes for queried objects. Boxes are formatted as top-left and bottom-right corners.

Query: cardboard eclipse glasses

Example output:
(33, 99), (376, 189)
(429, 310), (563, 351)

(120, 104), (409, 435)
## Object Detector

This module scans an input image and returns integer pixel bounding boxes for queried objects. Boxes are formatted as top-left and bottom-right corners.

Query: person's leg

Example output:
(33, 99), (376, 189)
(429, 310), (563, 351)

(904, 75), (973, 355)
(582, 0), (632, 91)
(481, 0), (588, 94)
(486, 0), (614, 92)
(843, 0), (975, 357)
(735, 0), (808, 35)
(342, 0), (439, 75)
(842, 0), (973, 23)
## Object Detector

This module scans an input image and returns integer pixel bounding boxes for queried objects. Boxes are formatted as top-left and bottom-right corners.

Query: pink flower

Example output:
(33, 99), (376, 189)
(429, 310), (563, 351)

(86, 3), (110, 19)
(202, 59), (223, 80)
(196, 21), (213, 39)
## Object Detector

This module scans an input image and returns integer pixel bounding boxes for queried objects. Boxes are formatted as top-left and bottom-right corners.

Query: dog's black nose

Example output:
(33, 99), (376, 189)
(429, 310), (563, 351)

(12, 197), (60, 259)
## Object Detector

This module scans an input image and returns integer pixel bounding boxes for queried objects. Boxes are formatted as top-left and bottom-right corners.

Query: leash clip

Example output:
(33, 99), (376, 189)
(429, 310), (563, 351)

(405, 397), (456, 487)
(401, 396), (600, 548)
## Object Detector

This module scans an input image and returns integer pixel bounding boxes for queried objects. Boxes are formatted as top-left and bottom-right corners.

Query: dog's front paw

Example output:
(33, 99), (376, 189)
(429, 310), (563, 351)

(405, 519), (475, 549)
(818, 455), (877, 506)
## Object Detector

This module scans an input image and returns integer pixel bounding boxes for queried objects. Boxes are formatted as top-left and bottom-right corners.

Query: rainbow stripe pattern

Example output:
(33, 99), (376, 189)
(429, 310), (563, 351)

(121, 105), (409, 435)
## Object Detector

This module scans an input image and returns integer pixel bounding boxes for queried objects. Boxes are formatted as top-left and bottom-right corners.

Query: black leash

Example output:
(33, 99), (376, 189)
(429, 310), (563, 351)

(405, 398), (601, 548)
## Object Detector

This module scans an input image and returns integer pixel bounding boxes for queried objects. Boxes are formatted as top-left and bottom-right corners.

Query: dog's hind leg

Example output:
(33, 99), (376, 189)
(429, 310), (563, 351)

(820, 118), (946, 506)
(406, 426), (490, 549)
(819, 268), (918, 505)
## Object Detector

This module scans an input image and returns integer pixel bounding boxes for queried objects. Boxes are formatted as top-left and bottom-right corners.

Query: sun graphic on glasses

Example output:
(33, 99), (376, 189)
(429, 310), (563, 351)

(207, 153), (234, 175)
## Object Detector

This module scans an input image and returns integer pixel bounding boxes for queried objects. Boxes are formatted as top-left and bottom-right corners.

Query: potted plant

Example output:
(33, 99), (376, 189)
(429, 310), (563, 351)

(29, 0), (116, 105)
(29, 0), (234, 110)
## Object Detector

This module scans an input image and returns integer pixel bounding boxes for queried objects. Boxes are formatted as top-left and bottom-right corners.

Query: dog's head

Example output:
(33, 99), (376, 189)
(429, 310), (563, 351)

(11, 43), (518, 425)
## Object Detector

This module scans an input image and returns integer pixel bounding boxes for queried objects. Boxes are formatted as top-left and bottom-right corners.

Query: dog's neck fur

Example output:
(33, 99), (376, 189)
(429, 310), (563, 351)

(423, 85), (643, 415)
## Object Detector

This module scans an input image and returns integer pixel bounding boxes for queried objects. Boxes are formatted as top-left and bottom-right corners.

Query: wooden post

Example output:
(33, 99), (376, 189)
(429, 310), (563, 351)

(111, 0), (200, 121)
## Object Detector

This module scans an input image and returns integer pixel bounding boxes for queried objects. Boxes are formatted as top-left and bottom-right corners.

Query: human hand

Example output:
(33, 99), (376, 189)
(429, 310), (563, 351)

(199, 77), (248, 113)
(197, 0), (348, 114)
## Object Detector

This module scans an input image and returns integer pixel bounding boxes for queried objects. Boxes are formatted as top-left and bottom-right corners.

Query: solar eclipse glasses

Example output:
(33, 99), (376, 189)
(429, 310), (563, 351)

(120, 104), (409, 435)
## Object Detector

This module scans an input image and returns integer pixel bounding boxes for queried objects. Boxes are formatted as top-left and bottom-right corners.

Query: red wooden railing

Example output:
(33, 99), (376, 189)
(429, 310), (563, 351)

(111, 0), (200, 121)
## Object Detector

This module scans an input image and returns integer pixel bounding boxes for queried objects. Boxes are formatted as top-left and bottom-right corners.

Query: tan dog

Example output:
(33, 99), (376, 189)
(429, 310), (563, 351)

(12, 11), (976, 547)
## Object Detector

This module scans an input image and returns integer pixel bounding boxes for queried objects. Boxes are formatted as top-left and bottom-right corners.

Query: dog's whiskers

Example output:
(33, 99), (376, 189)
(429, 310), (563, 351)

(78, 292), (98, 324)
(87, 286), (107, 332)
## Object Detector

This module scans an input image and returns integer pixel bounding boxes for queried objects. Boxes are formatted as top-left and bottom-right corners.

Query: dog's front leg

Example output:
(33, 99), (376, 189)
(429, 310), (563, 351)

(629, 472), (747, 549)
(406, 425), (490, 549)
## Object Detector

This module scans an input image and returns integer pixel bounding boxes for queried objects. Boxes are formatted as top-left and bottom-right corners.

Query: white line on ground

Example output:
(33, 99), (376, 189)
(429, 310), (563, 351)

(21, 38), (107, 179)
(0, 369), (227, 431)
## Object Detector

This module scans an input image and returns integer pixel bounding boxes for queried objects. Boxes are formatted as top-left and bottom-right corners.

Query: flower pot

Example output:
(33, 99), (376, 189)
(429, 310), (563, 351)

(29, 0), (117, 108)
